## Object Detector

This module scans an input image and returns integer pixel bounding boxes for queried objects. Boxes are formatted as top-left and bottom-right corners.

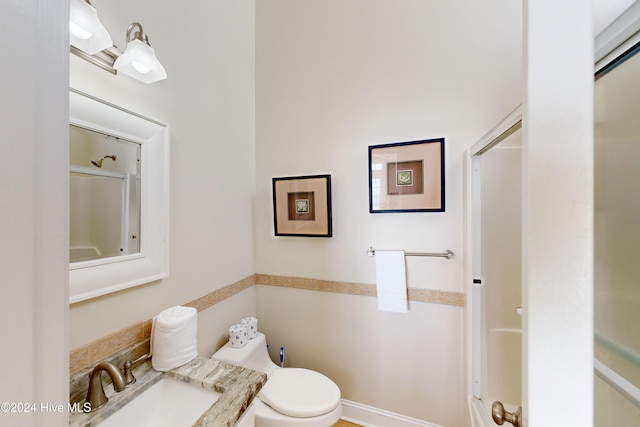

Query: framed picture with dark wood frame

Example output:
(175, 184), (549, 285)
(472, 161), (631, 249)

(368, 138), (445, 213)
(272, 174), (333, 237)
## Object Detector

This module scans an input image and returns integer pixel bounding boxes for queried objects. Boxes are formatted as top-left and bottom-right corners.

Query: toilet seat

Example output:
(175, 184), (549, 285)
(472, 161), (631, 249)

(259, 368), (341, 418)
(253, 398), (342, 427)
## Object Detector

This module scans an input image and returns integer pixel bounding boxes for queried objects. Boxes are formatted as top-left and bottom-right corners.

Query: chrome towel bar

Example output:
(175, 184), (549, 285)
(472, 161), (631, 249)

(367, 246), (454, 259)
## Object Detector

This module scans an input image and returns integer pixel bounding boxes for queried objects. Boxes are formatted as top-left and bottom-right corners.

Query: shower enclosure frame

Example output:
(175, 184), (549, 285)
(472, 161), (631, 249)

(464, 106), (522, 427)
(70, 165), (132, 262)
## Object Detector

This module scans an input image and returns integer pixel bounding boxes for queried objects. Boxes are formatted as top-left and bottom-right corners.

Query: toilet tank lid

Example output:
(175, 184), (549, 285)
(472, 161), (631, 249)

(211, 332), (267, 366)
(259, 368), (341, 418)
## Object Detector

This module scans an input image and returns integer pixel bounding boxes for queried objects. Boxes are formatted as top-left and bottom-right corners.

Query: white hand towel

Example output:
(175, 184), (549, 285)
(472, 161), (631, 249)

(375, 250), (408, 313)
(151, 305), (198, 372)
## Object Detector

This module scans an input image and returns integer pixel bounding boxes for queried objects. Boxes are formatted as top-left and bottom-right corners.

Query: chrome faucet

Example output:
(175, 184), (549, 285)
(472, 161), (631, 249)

(85, 362), (127, 411)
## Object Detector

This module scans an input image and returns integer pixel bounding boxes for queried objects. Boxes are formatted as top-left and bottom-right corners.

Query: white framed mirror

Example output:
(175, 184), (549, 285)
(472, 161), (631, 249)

(69, 88), (169, 303)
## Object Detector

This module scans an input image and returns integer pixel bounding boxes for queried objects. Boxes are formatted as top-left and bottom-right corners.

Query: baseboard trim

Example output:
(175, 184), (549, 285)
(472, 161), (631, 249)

(340, 399), (444, 427)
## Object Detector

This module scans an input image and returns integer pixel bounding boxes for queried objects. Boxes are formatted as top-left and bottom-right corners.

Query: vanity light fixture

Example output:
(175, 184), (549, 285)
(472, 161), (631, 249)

(69, 0), (113, 55)
(113, 23), (167, 84)
(69, 4), (167, 83)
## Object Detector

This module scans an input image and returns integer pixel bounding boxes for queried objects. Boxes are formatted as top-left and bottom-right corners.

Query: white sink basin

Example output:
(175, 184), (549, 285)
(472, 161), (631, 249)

(98, 377), (220, 427)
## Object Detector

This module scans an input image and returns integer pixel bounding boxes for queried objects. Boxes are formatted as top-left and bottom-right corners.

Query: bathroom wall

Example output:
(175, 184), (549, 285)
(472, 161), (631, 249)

(255, 1), (522, 426)
(0, 1), (69, 425)
(69, 0), (257, 356)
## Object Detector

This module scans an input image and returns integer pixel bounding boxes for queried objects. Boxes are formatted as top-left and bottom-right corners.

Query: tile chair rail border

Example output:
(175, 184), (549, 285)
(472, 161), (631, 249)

(70, 273), (464, 375)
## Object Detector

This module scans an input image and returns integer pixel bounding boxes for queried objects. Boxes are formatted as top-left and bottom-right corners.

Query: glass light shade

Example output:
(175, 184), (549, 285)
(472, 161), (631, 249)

(69, 0), (113, 55)
(113, 39), (167, 84)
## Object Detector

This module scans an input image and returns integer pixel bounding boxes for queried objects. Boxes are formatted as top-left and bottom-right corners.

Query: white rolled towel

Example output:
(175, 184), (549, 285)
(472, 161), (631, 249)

(151, 305), (198, 372)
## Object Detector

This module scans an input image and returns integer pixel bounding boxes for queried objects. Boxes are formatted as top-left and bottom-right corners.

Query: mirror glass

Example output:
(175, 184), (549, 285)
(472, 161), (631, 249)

(70, 125), (141, 263)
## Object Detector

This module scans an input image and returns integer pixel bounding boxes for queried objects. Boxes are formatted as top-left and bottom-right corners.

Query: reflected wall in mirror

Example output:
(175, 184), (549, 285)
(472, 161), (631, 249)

(69, 88), (170, 304)
(70, 125), (141, 263)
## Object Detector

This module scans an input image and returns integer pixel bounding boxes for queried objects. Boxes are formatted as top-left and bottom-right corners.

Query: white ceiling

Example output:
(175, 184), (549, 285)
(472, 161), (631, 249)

(593, 0), (637, 36)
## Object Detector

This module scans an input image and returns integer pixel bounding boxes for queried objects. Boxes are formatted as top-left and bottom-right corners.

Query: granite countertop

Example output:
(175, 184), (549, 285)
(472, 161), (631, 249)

(69, 356), (266, 427)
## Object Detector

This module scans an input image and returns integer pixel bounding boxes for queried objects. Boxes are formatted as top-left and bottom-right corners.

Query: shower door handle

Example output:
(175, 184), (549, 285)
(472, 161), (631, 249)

(491, 401), (522, 427)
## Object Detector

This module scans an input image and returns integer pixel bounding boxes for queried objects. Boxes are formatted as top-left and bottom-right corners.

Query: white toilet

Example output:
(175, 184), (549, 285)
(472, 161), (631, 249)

(212, 332), (342, 427)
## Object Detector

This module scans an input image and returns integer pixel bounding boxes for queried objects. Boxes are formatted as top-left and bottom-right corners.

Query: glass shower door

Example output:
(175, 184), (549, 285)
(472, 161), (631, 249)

(594, 39), (640, 426)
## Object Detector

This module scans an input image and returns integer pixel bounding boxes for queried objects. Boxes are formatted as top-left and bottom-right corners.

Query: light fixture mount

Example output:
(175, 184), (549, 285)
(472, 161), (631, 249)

(70, 45), (119, 74)
(127, 23), (150, 45)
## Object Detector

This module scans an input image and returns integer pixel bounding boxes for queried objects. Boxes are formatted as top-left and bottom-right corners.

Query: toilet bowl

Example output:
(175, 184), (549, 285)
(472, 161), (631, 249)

(212, 332), (342, 427)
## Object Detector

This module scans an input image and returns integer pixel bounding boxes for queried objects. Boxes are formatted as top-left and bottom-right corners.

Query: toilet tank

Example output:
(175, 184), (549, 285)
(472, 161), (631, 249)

(211, 332), (278, 376)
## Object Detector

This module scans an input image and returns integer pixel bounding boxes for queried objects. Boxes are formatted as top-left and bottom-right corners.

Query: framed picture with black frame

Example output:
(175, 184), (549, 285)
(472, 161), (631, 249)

(368, 138), (445, 213)
(272, 174), (333, 237)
